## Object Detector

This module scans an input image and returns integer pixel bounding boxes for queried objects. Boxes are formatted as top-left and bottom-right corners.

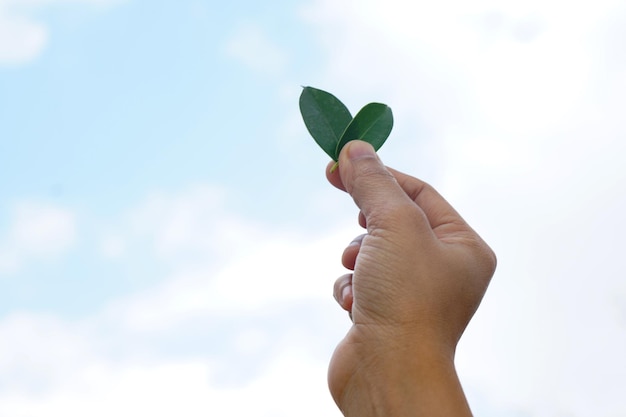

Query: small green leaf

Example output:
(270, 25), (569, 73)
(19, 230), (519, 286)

(299, 86), (352, 161)
(299, 86), (394, 164)
(336, 103), (393, 157)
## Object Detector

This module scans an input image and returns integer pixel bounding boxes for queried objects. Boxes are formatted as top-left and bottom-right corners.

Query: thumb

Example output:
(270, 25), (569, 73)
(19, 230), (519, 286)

(338, 141), (421, 229)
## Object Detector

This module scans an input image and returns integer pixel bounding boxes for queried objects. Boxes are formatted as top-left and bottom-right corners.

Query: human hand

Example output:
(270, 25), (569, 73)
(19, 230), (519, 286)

(325, 141), (496, 416)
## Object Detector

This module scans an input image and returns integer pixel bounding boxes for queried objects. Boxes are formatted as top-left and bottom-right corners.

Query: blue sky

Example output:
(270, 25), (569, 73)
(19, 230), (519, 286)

(0, 0), (317, 218)
(2, 1), (626, 416)
(0, 0), (331, 314)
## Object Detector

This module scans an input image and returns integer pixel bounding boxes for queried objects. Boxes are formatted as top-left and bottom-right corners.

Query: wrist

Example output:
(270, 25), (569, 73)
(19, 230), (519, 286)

(334, 339), (472, 417)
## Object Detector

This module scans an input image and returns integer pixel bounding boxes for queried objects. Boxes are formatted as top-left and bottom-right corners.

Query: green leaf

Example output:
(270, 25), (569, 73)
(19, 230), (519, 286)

(299, 86), (394, 165)
(336, 102), (393, 157)
(299, 86), (352, 161)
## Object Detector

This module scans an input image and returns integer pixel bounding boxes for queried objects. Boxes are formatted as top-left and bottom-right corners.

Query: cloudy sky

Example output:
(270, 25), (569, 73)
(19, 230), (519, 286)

(1, 0), (626, 416)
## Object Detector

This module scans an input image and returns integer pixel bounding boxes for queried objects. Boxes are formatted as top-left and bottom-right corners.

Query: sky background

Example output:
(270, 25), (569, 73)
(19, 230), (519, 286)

(1, 0), (626, 416)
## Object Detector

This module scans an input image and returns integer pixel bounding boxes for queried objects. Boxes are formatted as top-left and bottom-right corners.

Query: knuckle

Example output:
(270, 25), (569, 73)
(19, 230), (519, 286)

(354, 163), (395, 184)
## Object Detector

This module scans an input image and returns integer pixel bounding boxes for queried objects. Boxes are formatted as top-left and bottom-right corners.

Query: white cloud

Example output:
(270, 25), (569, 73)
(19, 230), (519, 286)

(89, 181), (355, 334)
(101, 227), (353, 333)
(223, 22), (288, 75)
(98, 233), (125, 259)
(0, 312), (91, 393)
(0, 0), (124, 65)
(0, 316), (341, 417)
(0, 12), (47, 64)
(0, 191), (351, 415)
(299, 0), (626, 156)
(98, 184), (265, 265)
(299, 0), (626, 415)
(0, 201), (77, 275)
(11, 202), (76, 255)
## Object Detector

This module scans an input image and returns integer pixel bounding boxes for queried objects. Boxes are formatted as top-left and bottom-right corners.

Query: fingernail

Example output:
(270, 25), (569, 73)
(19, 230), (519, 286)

(349, 234), (366, 246)
(346, 140), (376, 160)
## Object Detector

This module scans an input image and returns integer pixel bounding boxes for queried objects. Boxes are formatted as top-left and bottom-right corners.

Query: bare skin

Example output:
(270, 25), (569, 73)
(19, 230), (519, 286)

(325, 140), (496, 417)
